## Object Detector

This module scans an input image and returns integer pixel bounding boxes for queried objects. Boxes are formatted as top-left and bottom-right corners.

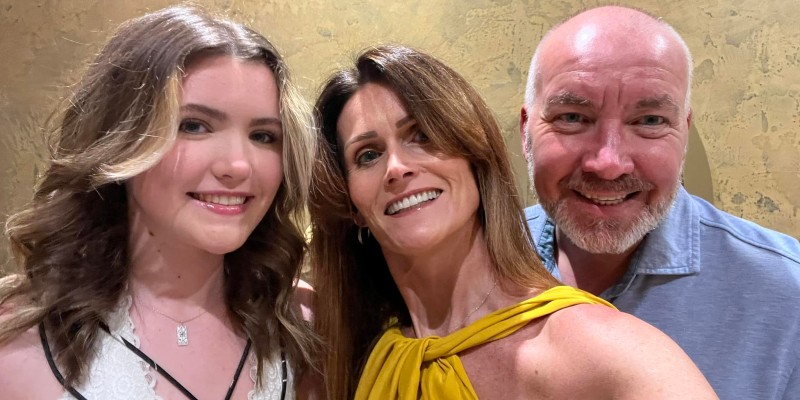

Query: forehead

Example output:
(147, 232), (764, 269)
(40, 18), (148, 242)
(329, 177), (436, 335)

(182, 56), (277, 99)
(536, 22), (689, 104)
(337, 84), (408, 137)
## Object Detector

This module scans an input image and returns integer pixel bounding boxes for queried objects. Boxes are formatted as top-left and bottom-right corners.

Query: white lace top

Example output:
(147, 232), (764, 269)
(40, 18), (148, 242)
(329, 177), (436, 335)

(58, 296), (295, 400)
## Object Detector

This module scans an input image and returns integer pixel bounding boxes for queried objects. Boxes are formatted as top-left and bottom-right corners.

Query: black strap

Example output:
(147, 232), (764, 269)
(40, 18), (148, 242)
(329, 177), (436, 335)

(39, 322), (88, 400)
(224, 334), (252, 399)
(39, 321), (257, 400)
(280, 349), (288, 400)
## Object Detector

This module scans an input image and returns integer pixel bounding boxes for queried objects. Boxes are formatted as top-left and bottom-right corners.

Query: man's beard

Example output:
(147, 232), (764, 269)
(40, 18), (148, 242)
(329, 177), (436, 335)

(539, 172), (679, 255)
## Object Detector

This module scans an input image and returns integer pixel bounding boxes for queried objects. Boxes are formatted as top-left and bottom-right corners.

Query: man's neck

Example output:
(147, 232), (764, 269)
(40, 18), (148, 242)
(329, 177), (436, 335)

(555, 230), (639, 296)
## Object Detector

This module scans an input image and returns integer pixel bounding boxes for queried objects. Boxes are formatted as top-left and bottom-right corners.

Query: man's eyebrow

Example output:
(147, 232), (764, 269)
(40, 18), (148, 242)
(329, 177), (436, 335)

(545, 92), (593, 107)
(181, 103), (227, 121)
(636, 95), (680, 113)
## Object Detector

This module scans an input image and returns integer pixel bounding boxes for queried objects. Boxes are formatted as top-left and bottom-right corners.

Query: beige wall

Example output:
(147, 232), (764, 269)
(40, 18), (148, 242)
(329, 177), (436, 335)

(1, 0), (798, 268)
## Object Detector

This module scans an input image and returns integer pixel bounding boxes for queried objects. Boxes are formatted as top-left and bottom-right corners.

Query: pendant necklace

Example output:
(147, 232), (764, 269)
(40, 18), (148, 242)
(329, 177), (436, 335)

(144, 303), (208, 346)
(409, 279), (499, 338)
(459, 279), (498, 329)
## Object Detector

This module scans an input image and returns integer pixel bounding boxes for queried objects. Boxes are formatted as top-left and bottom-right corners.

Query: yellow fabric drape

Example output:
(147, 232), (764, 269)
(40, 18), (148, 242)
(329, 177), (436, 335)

(355, 285), (614, 400)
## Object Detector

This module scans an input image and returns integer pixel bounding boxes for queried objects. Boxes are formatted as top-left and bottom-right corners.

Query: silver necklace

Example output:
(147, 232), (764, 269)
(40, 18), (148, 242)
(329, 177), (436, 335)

(459, 279), (498, 329)
(143, 304), (208, 346)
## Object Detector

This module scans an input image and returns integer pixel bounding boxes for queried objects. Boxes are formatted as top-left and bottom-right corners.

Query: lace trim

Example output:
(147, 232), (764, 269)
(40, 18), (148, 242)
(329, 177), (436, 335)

(247, 352), (294, 400)
(248, 354), (259, 400)
(113, 294), (161, 399)
(62, 294), (291, 399)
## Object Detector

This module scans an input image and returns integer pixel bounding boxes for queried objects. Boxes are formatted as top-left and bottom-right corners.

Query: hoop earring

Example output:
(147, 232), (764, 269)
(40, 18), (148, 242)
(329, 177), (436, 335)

(357, 226), (370, 245)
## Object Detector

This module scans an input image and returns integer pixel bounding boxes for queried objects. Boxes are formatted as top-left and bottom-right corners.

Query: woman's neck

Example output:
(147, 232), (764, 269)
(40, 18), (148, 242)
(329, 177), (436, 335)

(385, 225), (508, 338)
(127, 225), (227, 314)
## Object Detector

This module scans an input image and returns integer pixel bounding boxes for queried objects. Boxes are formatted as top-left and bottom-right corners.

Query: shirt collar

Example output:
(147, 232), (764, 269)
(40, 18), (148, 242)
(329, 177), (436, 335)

(632, 186), (700, 275)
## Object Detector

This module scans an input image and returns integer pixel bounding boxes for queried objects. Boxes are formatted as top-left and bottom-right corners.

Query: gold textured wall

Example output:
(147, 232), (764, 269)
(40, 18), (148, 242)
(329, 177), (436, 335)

(1, 0), (798, 268)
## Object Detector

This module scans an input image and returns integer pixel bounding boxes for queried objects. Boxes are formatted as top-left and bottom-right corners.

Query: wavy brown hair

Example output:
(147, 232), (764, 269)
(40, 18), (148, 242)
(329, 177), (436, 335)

(0, 5), (317, 387)
(309, 44), (560, 399)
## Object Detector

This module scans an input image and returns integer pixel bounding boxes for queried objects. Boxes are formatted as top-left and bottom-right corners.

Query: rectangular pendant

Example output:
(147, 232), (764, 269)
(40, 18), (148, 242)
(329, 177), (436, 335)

(177, 324), (189, 346)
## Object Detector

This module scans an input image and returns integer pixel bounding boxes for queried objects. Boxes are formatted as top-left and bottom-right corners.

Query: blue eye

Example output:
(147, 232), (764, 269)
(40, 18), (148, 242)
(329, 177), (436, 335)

(355, 149), (381, 166)
(558, 113), (585, 123)
(637, 115), (666, 125)
(179, 119), (209, 134)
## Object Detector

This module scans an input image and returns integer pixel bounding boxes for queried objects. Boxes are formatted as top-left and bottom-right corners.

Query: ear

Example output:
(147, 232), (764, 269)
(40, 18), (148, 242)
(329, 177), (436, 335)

(520, 106), (530, 154)
(352, 211), (367, 227)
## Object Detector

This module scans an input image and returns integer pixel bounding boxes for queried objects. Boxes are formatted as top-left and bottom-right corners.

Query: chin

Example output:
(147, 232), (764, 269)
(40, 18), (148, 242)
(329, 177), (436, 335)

(194, 234), (250, 255)
(550, 199), (672, 255)
(384, 237), (434, 255)
(563, 219), (652, 254)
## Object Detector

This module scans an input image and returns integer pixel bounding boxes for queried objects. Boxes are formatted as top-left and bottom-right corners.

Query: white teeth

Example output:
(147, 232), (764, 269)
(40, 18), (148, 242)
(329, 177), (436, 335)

(580, 192), (627, 205)
(386, 190), (442, 215)
(193, 193), (246, 206)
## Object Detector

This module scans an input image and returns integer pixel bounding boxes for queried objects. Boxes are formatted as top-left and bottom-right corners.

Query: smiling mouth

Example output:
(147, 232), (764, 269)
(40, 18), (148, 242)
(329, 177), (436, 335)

(385, 190), (442, 215)
(576, 191), (638, 206)
(189, 193), (250, 206)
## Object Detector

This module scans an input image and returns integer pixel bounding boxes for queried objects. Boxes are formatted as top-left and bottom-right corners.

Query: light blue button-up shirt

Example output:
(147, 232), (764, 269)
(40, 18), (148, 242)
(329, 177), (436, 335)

(526, 187), (800, 400)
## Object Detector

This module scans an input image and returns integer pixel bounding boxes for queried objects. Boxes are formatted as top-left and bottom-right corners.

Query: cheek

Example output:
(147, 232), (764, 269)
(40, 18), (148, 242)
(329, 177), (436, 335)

(129, 150), (184, 203)
(256, 153), (284, 194)
(147, 142), (198, 186)
(531, 139), (577, 184)
(127, 140), (214, 210)
(453, 162), (480, 207)
(127, 169), (174, 222)
(636, 141), (685, 185)
(347, 175), (370, 213)
(636, 153), (683, 194)
(346, 169), (383, 218)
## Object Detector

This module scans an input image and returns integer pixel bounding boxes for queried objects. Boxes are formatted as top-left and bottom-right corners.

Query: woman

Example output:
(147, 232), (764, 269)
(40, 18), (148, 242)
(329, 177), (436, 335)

(0, 6), (319, 399)
(309, 45), (717, 399)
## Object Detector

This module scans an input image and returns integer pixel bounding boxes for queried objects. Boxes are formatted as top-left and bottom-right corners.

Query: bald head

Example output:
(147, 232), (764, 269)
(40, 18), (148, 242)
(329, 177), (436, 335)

(525, 6), (693, 113)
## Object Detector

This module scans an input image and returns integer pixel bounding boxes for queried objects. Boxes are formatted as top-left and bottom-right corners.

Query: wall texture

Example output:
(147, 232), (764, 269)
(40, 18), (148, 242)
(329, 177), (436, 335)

(1, 0), (798, 268)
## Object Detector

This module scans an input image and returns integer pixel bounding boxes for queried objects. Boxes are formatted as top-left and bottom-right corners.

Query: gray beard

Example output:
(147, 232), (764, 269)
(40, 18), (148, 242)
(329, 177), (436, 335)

(539, 181), (679, 255)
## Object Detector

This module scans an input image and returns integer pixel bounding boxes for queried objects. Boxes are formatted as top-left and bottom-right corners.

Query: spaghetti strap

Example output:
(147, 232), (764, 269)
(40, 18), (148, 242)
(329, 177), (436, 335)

(39, 322), (88, 400)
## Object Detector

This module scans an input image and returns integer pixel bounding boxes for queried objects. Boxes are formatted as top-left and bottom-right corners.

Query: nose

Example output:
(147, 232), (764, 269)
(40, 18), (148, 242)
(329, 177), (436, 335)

(581, 120), (634, 180)
(211, 134), (253, 186)
(384, 147), (417, 187)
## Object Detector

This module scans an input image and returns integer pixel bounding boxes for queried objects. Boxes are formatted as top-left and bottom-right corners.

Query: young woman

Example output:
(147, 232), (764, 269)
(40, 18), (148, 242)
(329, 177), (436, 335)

(309, 45), (717, 399)
(0, 6), (319, 399)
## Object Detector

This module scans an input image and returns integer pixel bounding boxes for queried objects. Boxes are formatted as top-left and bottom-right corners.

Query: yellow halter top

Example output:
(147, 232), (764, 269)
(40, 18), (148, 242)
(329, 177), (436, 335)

(355, 285), (614, 400)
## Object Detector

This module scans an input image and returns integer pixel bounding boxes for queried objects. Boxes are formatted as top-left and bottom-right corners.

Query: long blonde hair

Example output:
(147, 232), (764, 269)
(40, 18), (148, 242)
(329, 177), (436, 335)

(1, 5), (317, 386)
(309, 44), (559, 399)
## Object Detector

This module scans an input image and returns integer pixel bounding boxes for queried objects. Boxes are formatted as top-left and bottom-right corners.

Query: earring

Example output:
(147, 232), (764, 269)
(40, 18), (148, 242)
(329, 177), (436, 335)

(357, 226), (370, 245)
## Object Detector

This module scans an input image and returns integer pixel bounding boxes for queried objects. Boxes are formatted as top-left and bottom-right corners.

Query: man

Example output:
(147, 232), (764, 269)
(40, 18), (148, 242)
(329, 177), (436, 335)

(520, 6), (800, 400)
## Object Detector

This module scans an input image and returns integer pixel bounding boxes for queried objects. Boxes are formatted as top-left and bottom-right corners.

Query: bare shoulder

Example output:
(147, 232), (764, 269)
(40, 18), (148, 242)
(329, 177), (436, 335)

(523, 304), (718, 399)
(0, 276), (63, 397)
(292, 279), (315, 323)
(0, 325), (64, 399)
